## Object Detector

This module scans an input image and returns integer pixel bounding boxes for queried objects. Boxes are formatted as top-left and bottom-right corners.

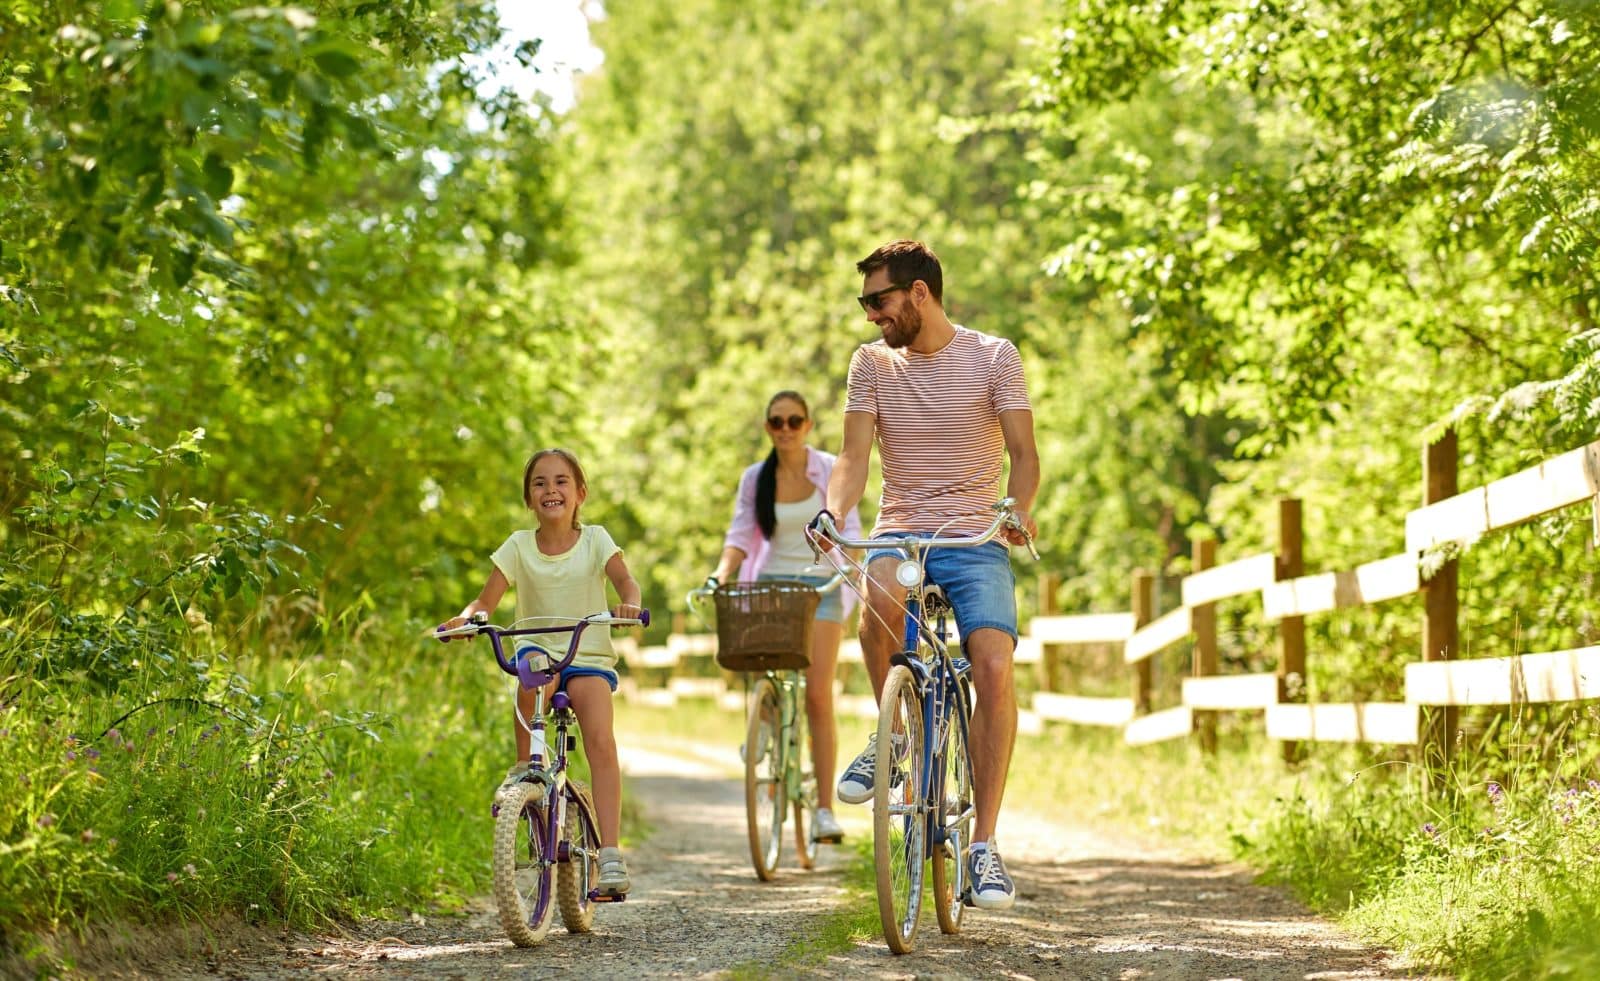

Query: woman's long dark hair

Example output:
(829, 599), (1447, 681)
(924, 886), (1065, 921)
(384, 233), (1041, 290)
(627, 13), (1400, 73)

(755, 391), (809, 540)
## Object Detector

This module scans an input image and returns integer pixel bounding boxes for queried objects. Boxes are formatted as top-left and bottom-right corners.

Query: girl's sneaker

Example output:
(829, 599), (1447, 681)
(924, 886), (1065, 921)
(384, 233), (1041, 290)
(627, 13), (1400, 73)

(598, 846), (631, 896)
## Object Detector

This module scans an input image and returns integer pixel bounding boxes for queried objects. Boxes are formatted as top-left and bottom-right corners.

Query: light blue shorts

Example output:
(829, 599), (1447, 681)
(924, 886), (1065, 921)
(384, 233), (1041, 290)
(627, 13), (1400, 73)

(757, 571), (845, 623)
(864, 538), (1017, 650)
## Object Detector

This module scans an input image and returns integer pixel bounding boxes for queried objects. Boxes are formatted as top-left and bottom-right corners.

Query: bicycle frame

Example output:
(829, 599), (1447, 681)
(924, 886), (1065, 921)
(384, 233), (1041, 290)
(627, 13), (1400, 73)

(889, 562), (974, 868)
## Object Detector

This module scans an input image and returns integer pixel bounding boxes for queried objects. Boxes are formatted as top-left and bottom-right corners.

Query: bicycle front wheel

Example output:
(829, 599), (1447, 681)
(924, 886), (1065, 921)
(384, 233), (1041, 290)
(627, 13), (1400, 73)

(931, 676), (974, 935)
(873, 664), (926, 954)
(745, 676), (784, 881)
(557, 783), (602, 933)
(493, 781), (555, 947)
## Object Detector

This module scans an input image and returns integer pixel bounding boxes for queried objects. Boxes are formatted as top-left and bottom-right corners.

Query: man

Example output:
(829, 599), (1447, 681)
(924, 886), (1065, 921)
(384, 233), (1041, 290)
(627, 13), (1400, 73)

(813, 239), (1039, 910)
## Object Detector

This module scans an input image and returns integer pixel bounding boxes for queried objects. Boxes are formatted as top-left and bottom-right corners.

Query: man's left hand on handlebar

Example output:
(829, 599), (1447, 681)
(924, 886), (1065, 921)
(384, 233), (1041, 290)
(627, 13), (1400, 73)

(806, 509), (837, 554)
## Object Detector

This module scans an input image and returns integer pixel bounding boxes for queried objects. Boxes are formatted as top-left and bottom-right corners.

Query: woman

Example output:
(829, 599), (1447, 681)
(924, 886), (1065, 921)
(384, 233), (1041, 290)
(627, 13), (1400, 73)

(709, 390), (863, 845)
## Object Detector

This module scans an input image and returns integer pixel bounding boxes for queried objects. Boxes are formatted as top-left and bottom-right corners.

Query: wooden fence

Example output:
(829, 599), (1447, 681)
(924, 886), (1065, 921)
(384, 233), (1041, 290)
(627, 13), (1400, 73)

(618, 430), (1600, 764)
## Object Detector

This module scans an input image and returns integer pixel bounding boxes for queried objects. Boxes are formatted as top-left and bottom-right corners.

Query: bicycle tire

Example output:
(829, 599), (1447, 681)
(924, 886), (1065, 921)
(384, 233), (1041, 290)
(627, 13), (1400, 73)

(873, 664), (926, 954)
(745, 676), (784, 881)
(792, 684), (818, 869)
(557, 783), (602, 933)
(931, 674), (974, 934)
(493, 781), (555, 947)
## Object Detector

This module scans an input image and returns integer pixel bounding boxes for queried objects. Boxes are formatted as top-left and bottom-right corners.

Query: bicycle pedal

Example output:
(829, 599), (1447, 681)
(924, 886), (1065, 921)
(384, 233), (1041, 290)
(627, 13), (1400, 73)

(590, 891), (627, 903)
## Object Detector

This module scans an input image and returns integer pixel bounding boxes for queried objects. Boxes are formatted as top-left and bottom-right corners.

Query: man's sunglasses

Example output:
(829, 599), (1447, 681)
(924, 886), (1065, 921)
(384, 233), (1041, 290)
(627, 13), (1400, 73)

(767, 414), (808, 431)
(857, 282), (910, 312)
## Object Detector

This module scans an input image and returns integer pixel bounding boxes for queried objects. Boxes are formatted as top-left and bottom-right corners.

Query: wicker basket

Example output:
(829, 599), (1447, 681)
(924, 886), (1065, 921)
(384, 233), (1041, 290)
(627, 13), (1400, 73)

(713, 580), (819, 672)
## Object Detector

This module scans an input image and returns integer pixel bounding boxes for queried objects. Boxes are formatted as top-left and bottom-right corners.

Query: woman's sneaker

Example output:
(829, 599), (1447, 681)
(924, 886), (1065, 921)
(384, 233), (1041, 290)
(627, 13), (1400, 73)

(598, 846), (630, 897)
(966, 843), (1016, 910)
(811, 807), (845, 843)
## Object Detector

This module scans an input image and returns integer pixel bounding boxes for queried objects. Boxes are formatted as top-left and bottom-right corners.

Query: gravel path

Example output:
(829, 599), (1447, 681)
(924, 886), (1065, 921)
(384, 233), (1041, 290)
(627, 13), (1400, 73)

(66, 744), (1429, 980)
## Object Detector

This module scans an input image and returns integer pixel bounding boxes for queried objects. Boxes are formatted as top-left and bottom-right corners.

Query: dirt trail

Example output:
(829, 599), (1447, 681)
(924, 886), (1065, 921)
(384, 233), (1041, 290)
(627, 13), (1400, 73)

(76, 744), (1426, 980)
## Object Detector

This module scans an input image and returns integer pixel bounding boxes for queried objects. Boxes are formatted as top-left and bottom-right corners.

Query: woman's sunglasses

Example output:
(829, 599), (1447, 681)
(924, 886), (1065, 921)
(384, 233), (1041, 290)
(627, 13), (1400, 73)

(766, 415), (808, 431)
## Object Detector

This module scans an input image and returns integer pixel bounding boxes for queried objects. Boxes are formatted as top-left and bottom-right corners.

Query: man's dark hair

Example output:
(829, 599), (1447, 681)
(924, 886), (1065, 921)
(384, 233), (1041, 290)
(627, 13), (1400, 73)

(857, 239), (943, 304)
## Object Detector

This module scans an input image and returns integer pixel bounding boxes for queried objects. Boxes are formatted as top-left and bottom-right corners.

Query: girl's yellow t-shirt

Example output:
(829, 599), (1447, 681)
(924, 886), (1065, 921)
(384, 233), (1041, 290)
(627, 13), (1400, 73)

(490, 524), (621, 670)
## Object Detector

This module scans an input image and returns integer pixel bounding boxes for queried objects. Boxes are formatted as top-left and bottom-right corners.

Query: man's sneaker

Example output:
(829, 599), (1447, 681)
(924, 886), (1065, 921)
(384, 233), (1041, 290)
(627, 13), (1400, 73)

(836, 736), (907, 805)
(597, 846), (630, 896)
(836, 739), (879, 804)
(811, 807), (845, 844)
(967, 844), (1016, 910)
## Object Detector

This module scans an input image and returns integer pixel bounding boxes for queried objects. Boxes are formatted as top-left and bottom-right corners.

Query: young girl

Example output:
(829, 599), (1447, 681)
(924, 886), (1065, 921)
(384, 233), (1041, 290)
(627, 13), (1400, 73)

(440, 447), (643, 897)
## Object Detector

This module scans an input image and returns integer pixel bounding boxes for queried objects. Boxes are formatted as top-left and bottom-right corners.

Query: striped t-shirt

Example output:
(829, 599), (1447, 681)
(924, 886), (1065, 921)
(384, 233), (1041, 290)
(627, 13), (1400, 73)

(844, 324), (1031, 536)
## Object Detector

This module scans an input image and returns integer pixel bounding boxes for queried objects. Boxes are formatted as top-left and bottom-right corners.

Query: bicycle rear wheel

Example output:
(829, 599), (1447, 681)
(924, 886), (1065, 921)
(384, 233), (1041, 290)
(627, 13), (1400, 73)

(931, 676), (974, 934)
(557, 783), (601, 933)
(873, 664), (926, 954)
(744, 676), (784, 881)
(792, 685), (818, 870)
(493, 781), (555, 947)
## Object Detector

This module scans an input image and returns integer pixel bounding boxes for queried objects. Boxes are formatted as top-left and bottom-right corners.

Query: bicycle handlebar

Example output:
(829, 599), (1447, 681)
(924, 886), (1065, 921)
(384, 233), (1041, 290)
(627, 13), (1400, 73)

(434, 610), (650, 688)
(808, 498), (1039, 560)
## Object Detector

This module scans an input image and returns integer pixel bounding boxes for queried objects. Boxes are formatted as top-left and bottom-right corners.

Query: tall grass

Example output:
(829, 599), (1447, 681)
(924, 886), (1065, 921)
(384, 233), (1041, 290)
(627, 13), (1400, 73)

(0, 610), (641, 970)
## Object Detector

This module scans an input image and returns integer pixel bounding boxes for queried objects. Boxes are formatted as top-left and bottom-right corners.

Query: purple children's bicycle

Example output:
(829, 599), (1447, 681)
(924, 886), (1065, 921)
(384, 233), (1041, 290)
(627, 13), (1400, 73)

(436, 609), (648, 947)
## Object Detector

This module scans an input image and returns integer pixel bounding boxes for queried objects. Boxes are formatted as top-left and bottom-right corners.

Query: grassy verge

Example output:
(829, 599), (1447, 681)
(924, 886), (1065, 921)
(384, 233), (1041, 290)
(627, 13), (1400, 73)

(626, 697), (1600, 979)
(1, 615), (646, 973)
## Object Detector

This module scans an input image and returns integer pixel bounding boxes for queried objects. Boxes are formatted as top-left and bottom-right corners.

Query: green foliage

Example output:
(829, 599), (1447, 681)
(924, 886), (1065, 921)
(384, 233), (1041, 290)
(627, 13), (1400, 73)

(2, 0), (582, 637)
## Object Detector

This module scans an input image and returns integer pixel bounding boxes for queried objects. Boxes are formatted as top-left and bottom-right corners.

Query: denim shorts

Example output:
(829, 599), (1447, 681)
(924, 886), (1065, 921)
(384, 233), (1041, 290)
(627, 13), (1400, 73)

(757, 571), (844, 623)
(560, 664), (619, 693)
(864, 537), (1017, 649)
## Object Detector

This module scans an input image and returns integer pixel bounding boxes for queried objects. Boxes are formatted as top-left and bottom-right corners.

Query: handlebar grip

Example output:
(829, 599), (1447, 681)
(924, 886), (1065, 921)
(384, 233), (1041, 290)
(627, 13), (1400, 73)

(639, 609), (651, 628)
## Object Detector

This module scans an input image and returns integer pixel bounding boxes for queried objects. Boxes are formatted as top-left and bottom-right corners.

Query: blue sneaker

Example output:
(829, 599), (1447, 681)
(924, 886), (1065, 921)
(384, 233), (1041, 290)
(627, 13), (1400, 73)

(967, 844), (1015, 910)
(836, 740), (878, 805)
(836, 736), (907, 805)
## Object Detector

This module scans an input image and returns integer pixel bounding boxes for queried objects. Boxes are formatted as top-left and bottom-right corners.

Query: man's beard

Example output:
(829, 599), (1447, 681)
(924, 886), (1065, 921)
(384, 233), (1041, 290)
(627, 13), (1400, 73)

(882, 303), (923, 349)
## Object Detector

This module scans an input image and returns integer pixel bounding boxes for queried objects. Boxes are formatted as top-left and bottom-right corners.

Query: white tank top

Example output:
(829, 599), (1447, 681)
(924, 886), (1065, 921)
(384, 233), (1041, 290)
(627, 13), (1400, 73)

(762, 487), (823, 576)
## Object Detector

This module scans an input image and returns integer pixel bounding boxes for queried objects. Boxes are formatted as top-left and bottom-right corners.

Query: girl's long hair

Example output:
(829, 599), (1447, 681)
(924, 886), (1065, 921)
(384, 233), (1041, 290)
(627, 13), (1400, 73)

(523, 448), (588, 530)
(755, 391), (809, 540)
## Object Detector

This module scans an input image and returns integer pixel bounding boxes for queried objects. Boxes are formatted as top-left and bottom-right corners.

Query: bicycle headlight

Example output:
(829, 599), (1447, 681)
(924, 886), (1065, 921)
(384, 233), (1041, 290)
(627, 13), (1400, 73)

(894, 558), (923, 589)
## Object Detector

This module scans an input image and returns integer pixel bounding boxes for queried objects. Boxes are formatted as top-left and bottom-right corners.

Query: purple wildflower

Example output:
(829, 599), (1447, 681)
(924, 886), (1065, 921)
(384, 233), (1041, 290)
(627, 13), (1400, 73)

(166, 872), (179, 884)
(65, 750), (77, 761)
(85, 747), (100, 760)
(36, 813), (55, 828)
(1487, 781), (1505, 805)
(1423, 822), (1438, 837)
(106, 729), (121, 743)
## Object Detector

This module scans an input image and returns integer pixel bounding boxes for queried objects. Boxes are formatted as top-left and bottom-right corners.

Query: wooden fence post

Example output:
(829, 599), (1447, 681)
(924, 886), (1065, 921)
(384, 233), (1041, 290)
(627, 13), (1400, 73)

(1037, 572), (1062, 692)
(1278, 498), (1305, 764)
(1422, 430), (1460, 784)
(1191, 538), (1218, 754)
(1131, 569), (1154, 714)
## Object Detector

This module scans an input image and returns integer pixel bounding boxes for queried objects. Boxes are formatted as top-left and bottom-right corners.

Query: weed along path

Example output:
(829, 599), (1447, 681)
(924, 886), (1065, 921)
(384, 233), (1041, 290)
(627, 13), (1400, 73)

(145, 743), (1418, 980)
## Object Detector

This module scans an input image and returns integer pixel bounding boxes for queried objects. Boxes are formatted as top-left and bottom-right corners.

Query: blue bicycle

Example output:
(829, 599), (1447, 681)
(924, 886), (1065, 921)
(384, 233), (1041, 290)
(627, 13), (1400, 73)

(811, 500), (1034, 953)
